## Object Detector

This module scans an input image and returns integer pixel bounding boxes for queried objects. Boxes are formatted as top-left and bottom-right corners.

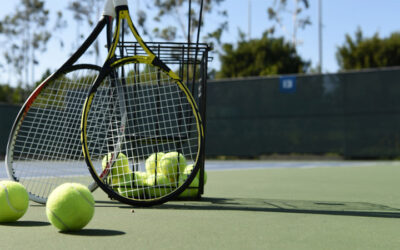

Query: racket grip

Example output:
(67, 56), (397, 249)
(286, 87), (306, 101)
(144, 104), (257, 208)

(88, 181), (98, 192)
(103, 0), (116, 18)
(113, 0), (128, 7)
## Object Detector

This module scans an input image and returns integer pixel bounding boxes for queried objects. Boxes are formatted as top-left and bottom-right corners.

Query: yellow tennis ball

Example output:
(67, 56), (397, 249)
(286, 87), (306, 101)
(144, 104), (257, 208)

(177, 165), (208, 199)
(102, 153), (131, 180)
(177, 174), (199, 198)
(0, 181), (29, 223)
(178, 173), (199, 188)
(119, 171), (147, 187)
(46, 183), (94, 231)
(145, 152), (164, 175)
(118, 171), (148, 198)
(177, 186), (198, 198)
(133, 171), (148, 186)
(183, 164), (207, 185)
(159, 152), (187, 181)
(110, 169), (133, 190)
(146, 174), (173, 197)
(146, 173), (171, 186)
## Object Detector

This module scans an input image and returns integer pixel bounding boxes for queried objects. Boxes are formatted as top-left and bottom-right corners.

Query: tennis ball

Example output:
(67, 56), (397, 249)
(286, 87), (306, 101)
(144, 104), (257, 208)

(118, 172), (148, 198)
(159, 152), (187, 182)
(145, 152), (165, 175)
(134, 171), (149, 186)
(111, 169), (133, 188)
(119, 171), (147, 187)
(178, 173), (199, 188)
(46, 183), (94, 231)
(0, 181), (29, 223)
(146, 174), (173, 197)
(118, 171), (148, 193)
(177, 174), (199, 198)
(177, 165), (208, 199)
(146, 173), (171, 186)
(183, 164), (207, 185)
(102, 153), (131, 183)
(177, 187), (198, 199)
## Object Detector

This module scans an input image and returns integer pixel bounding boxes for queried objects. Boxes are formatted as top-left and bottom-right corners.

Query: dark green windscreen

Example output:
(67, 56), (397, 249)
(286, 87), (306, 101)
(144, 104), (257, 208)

(205, 68), (400, 158)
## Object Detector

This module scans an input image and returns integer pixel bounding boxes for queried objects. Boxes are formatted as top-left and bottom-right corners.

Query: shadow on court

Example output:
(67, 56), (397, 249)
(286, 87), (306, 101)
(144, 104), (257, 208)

(0, 220), (50, 227)
(146, 197), (400, 219)
(60, 228), (126, 236)
(31, 200), (133, 209)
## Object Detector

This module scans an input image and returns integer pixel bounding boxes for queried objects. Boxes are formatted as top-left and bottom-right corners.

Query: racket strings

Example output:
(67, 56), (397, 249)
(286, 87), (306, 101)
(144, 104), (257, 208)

(86, 63), (199, 200)
(10, 68), (99, 200)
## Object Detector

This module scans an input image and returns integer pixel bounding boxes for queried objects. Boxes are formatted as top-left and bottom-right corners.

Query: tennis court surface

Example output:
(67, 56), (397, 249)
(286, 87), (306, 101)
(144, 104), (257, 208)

(1, 160), (400, 249)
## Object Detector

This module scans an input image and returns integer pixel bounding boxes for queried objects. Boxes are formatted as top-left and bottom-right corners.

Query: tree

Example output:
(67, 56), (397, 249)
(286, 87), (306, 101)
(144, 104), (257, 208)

(267, 0), (311, 46)
(0, 0), (52, 86)
(0, 84), (30, 104)
(68, 0), (104, 64)
(336, 28), (400, 71)
(217, 32), (309, 78)
(140, 0), (227, 43)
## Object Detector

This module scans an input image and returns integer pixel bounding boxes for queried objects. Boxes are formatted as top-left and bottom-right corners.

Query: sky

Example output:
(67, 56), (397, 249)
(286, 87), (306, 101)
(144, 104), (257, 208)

(1, 0), (400, 86)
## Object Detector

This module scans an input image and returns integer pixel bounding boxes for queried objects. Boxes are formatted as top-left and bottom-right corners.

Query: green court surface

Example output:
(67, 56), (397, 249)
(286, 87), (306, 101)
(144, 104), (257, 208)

(1, 162), (400, 250)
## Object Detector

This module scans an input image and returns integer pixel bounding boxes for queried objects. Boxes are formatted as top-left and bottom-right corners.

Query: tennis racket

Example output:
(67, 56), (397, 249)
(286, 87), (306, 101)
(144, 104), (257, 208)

(5, 0), (115, 204)
(81, 0), (204, 207)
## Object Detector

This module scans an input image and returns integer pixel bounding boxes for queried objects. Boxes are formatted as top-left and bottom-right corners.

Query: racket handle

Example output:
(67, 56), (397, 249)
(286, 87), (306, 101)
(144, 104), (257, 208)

(114, 0), (128, 7)
(103, 0), (116, 18)
(88, 181), (98, 192)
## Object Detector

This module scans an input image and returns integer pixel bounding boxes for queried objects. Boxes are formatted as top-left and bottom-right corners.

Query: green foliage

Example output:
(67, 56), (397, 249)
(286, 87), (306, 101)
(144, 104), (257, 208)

(336, 28), (400, 70)
(0, 0), (51, 85)
(217, 33), (309, 78)
(0, 85), (14, 103)
(0, 84), (30, 104)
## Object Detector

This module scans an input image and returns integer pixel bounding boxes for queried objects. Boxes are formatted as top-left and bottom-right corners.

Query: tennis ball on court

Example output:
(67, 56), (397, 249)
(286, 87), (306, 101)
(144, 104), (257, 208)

(102, 153), (131, 182)
(110, 169), (133, 189)
(159, 152), (187, 181)
(118, 171), (148, 198)
(183, 164), (207, 185)
(146, 174), (173, 197)
(134, 171), (149, 186)
(178, 173), (199, 188)
(46, 183), (94, 231)
(145, 152), (165, 175)
(146, 173), (171, 186)
(177, 186), (199, 198)
(0, 181), (29, 223)
(118, 187), (145, 198)
(119, 171), (147, 187)
(177, 174), (199, 198)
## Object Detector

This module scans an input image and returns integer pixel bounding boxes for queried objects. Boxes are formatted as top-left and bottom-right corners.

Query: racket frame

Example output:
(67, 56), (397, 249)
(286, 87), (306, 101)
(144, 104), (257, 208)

(81, 1), (204, 206)
(5, 0), (115, 203)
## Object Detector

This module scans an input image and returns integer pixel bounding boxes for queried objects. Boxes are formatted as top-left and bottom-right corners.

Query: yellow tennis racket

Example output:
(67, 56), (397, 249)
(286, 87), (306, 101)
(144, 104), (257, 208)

(81, 0), (204, 206)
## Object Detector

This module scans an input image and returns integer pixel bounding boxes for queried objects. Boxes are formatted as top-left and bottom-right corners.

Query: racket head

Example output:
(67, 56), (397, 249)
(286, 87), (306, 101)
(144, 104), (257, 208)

(81, 58), (204, 206)
(6, 64), (101, 203)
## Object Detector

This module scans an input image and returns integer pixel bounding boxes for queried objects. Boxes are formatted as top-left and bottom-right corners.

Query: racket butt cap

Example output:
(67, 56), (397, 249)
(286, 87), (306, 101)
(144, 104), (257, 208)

(102, 0), (116, 18)
(113, 0), (128, 7)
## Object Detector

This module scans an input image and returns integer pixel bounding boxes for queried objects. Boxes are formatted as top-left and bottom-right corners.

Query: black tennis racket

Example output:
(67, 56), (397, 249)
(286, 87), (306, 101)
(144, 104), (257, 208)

(5, 0), (115, 204)
(81, 0), (204, 207)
